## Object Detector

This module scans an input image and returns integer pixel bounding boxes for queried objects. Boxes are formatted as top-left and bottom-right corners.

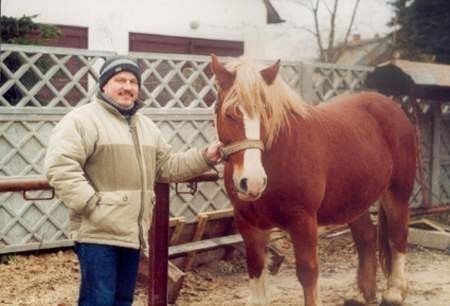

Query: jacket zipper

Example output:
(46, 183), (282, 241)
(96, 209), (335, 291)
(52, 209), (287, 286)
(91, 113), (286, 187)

(129, 121), (146, 249)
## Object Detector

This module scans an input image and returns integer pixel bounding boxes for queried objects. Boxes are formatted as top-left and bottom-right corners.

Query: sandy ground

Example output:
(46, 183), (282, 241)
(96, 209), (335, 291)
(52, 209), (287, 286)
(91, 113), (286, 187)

(0, 232), (449, 306)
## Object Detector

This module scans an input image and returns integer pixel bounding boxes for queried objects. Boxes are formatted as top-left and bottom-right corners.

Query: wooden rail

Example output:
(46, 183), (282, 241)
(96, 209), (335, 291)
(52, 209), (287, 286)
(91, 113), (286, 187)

(0, 171), (219, 306)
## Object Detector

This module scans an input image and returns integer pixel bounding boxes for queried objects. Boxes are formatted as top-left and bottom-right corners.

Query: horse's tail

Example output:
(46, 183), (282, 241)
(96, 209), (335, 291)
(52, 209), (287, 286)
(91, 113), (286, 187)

(377, 200), (392, 277)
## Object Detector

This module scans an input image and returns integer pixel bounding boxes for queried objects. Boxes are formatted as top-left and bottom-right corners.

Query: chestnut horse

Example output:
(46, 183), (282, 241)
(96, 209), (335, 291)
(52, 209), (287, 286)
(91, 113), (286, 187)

(210, 55), (417, 306)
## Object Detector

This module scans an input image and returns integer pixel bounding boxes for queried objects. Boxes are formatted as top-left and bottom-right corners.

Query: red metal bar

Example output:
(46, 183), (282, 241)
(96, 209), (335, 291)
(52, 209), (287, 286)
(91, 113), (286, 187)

(0, 175), (51, 191)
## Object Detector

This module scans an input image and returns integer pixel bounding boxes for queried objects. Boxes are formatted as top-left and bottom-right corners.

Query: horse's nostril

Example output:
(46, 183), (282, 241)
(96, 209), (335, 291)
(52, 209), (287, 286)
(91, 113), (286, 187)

(239, 178), (248, 192)
(263, 177), (267, 187)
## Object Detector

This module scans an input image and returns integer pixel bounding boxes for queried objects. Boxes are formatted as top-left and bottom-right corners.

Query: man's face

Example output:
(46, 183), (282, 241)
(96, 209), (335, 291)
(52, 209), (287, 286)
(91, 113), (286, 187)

(102, 71), (139, 107)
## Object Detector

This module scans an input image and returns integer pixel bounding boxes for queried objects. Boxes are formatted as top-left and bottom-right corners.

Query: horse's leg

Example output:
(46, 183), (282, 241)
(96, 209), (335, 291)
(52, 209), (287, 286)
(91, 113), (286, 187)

(344, 211), (378, 306)
(378, 190), (409, 306)
(237, 219), (271, 306)
(288, 215), (321, 306)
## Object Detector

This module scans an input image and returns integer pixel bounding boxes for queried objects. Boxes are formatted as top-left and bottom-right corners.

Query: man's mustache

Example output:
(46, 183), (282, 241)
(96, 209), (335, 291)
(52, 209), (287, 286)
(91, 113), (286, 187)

(119, 90), (134, 96)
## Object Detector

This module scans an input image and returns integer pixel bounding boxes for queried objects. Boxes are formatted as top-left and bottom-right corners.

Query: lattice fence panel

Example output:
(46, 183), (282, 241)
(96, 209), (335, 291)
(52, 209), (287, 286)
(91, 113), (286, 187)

(0, 110), (224, 253)
(0, 111), (225, 253)
(0, 45), (115, 107)
(1, 44), (448, 254)
(152, 116), (230, 220)
(311, 63), (373, 102)
(279, 62), (302, 91)
(0, 115), (68, 252)
(137, 55), (216, 109)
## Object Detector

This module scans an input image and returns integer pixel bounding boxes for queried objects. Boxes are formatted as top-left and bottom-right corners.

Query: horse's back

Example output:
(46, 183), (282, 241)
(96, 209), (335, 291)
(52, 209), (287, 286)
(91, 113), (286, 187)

(319, 91), (415, 150)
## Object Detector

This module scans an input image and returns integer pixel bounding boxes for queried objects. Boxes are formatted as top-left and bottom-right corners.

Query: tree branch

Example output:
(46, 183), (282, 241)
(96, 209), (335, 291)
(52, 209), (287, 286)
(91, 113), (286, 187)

(312, 0), (326, 61)
(326, 0), (339, 61)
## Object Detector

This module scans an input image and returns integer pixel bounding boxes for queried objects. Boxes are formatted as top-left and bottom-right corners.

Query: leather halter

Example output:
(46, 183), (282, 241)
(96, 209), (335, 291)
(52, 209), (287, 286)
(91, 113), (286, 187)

(219, 139), (264, 161)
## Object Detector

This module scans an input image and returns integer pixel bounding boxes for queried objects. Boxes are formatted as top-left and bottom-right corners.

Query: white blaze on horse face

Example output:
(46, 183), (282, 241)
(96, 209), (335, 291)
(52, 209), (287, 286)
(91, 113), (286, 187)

(247, 270), (269, 306)
(235, 106), (267, 201)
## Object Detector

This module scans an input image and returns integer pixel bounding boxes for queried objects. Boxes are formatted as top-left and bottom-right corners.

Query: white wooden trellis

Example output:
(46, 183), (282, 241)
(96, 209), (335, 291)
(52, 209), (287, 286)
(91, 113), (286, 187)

(1, 44), (449, 254)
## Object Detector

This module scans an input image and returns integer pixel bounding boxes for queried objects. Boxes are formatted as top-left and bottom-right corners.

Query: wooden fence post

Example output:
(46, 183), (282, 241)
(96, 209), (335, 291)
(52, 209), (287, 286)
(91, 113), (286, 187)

(149, 183), (170, 306)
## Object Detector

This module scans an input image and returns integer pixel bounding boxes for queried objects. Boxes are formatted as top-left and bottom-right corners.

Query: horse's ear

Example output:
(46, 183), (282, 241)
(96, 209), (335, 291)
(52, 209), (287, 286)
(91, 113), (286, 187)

(260, 59), (280, 85)
(210, 54), (235, 90)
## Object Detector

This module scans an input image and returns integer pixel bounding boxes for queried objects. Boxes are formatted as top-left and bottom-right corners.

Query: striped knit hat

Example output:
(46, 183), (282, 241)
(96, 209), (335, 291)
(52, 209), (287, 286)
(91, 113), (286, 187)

(99, 55), (141, 90)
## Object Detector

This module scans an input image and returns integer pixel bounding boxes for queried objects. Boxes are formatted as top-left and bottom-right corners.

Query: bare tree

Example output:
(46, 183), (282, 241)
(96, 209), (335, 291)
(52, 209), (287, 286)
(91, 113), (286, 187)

(294, 0), (361, 62)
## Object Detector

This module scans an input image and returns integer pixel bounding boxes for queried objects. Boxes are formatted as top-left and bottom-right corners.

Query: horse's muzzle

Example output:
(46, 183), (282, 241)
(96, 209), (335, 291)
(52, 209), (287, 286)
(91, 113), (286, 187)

(235, 175), (267, 201)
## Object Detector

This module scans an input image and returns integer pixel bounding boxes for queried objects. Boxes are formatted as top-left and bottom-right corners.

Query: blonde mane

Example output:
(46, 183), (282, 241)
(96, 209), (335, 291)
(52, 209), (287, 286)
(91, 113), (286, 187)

(221, 58), (310, 148)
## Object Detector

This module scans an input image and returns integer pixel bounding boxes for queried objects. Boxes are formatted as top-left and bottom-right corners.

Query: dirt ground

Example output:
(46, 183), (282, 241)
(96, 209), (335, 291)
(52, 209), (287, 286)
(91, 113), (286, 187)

(0, 232), (449, 306)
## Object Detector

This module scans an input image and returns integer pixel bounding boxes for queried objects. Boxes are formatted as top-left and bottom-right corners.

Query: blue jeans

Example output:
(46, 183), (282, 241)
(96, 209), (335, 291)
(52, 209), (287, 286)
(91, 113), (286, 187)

(74, 243), (140, 306)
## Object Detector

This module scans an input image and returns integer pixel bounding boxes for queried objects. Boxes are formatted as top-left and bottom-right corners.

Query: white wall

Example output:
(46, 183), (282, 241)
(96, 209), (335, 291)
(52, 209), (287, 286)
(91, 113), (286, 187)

(2, 0), (393, 61)
(2, 0), (273, 57)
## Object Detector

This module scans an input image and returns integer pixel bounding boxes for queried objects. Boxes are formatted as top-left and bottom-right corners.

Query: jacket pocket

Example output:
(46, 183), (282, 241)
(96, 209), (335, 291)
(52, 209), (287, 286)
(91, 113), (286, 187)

(81, 191), (137, 237)
(97, 191), (131, 205)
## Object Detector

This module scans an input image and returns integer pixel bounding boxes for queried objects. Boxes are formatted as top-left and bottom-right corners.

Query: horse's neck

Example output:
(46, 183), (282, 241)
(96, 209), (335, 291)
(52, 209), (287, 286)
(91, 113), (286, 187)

(267, 112), (310, 154)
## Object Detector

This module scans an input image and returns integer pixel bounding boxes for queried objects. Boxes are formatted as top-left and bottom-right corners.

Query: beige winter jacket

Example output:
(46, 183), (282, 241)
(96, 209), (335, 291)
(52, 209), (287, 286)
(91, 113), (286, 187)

(44, 96), (211, 250)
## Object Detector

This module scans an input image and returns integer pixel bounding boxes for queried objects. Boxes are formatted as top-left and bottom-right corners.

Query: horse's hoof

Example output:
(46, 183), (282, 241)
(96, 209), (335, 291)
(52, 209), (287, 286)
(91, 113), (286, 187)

(379, 301), (402, 306)
(343, 291), (377, 306)
(343, 299), (366, 306)
(380, 286), (406, 306)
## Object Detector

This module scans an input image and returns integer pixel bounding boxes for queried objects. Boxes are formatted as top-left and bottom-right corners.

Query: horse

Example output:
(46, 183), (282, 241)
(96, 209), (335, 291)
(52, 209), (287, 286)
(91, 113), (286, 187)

(210, 54), (417, 306)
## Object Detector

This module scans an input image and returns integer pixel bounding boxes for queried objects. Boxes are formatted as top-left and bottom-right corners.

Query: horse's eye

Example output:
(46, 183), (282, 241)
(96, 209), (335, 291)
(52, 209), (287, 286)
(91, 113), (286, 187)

(225, 111), (234, 120)
(224, 109), (240, 121)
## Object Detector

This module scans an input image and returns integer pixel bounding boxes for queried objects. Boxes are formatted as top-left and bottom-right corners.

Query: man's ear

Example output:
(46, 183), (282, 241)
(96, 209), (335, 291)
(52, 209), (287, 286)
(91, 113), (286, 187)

(210, 54), (236, 90)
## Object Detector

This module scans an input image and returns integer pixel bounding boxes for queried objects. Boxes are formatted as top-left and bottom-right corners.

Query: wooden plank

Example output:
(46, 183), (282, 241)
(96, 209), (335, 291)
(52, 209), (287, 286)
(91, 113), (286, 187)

(169, 217), (186, 246)
(409, 218), (448, 232)
(169, 234), (243, 258)
(169, 217), (184, 228)
(183, 213), (209, 271)
(200, 208), (234, 221)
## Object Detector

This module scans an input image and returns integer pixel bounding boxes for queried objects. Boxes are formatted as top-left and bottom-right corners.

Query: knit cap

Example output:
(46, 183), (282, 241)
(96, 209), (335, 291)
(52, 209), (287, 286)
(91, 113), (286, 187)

(99, 55), (141, 89)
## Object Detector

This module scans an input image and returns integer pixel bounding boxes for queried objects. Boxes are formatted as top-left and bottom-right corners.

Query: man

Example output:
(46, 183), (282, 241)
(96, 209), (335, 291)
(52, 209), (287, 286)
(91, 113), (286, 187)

(44, 55), (222, 306)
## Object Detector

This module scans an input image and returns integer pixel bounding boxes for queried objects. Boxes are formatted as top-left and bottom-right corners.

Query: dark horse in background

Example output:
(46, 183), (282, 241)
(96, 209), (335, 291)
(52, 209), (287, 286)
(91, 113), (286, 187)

(210, 54), (417, 306)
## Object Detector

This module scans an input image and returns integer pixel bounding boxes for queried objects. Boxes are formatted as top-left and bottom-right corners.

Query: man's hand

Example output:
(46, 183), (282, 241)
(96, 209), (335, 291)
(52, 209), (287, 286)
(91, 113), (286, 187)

(204, 141), (224, 165)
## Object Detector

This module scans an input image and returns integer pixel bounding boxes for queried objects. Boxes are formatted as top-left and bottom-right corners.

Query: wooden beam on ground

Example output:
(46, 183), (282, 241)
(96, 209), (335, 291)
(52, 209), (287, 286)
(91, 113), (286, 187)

(169, 234), (243, 258)
(139, 259), (185, 304)
(409, 218), (449, 232)
(408, 227), (450, 251)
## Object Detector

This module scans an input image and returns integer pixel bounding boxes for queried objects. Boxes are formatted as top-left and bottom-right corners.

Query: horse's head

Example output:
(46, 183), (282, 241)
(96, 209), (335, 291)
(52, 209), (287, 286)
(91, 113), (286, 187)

(210, 54), (281, 202)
